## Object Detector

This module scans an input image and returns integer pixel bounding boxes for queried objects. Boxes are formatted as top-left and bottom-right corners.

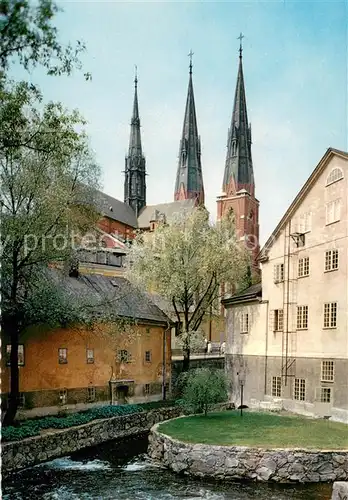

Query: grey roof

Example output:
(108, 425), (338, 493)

(95, 189), (138, 228)
(174, 66), (204, 203)
(137, 199), (196, 229)
(223, 52), (254, 190)
(55, 272), (172, 325)
(222, 282), (262, 306)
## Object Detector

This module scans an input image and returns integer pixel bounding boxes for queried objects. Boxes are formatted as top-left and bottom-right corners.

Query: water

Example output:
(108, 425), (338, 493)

(2, 435), (333, 499)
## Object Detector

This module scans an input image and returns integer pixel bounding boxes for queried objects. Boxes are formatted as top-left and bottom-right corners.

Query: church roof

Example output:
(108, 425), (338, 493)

(137, 199), (196, 229)
(223, 46), (254, 191)
(174, 58), (204, 204)
(95, 189), (138, 228)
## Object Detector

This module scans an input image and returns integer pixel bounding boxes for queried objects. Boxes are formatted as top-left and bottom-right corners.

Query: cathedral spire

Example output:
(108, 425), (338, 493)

(174, 51), (204, 205)
(124, 67), (146, 217)
(222, 34), (254, 196)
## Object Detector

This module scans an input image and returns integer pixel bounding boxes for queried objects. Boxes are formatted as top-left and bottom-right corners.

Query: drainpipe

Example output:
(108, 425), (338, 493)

(262, 299), (269, 396)
(162, 325), (170, 401)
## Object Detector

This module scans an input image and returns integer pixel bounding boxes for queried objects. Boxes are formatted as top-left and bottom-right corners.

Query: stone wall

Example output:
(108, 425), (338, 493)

(148, 422), (348, 483)
(2, 407), (180, 477)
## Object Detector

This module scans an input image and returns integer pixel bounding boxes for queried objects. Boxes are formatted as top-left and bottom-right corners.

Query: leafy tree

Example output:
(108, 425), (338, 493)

(126, 207), (249, 370)
(0, 0), (89, 78)
(0, 81), (101, 425)
(179, 368), (228, 416)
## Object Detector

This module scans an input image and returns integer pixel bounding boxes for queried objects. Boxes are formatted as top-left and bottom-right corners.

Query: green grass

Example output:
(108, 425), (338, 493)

(158, 411), (348, 450)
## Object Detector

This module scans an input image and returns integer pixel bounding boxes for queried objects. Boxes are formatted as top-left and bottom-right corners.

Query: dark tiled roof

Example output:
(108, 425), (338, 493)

(95, 189), (138, 228)
(222, 282), (262, 306)
(54, 271), (172, 325)
(137, 199), (196, 229)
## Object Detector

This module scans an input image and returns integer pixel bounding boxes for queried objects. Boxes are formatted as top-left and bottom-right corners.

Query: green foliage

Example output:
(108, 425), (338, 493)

(0, 0), (89, 78)
(178, 368), (228, 416)
(1, 400), (177, 442)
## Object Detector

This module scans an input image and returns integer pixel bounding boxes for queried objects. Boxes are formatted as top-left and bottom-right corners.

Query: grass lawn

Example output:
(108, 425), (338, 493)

(158, 411), (348, 450)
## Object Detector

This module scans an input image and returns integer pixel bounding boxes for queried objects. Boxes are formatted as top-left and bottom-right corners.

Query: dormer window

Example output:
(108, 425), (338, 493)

(326, 167), (343, 186)
(232, 141), (237, 156)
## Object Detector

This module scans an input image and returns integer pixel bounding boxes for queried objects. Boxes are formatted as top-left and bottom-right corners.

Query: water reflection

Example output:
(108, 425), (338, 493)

(2, 435), (333, 500)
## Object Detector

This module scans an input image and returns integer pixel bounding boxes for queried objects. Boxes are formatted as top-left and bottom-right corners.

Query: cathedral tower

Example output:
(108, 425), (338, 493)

(174, 52), (204, 205)
(217, 36), (260, 266)
(124, 70), (146, 216)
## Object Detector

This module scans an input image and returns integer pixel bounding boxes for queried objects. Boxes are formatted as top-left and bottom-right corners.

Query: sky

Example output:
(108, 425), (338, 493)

(12, 0), (348, 245)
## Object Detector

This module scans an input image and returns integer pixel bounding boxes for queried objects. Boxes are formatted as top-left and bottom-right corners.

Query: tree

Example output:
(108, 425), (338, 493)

(0, 0), (88, 78)
(0, 80), (101, 425)
(179, 368), (228, 416)
(126, 207), (249, 370)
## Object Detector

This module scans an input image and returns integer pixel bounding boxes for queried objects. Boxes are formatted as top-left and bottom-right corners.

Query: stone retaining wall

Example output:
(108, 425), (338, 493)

(148, 422), (348, 483)
(2, 407), (180, 477)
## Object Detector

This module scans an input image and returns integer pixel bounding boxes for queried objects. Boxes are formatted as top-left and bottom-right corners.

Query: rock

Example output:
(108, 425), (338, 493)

(331, 482), (348, 500)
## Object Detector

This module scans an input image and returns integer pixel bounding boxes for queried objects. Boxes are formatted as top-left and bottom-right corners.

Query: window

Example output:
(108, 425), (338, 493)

(87, 386), (96, 402)
(274, 309), (284, 331)
(274, 263), (284, 283)
(294, 378), (306, 401)
(6, 344), (25, 366)
(144, 383), (150, 395)
(299, 211), (312, 233)
(326, 167), (343, 186)
(117, 349), (131, 363)
(146, 327), (151, 338)
(86, 348), (94, 364)
(145, 350), (152, 362)
(320, 387), (332, 403)
(326, 199), (341, 225)
(240, 313), (249, 333)
(296, 306), (308, 330)
(325, 249), (339, 271)
(321, 361), (334, 382)
(272, 376), (281, 397)
(59, 389), (67, 404)
(298, 257), (310, 277)
(58, 348), (68, 364)
(324, 302), (337, 328)
(18, 393), (25, 408)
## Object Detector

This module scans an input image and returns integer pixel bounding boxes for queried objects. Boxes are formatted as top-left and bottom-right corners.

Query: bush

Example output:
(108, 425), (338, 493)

(179, 368), (228, 416)
(1, 399), (177, 443)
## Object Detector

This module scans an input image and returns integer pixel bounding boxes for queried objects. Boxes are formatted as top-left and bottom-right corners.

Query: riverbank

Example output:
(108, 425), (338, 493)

(148, 413), (348, 483)
(2, 405), (180, 477)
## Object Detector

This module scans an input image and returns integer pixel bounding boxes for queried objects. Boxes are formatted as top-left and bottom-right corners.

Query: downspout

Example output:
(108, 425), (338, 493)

(262, 299), (269, 396)
(162, 324), (170, 400)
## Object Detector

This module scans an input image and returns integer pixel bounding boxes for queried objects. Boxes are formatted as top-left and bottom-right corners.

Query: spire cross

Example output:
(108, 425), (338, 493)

(134, 64), (138, 86)
(188, 49), (194, 74)
(237, 32), (244, 58)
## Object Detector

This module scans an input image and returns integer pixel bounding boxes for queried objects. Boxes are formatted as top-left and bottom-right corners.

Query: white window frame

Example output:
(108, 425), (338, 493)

(294, 378), (306, 401)
(325, 249), (339, 272)
(274, 309), (283, 331)
(298, 257), (310, 278)
(272, 376), (281, 397)
(326, 199), (341, 225)
(299, 211), (312, 233)
(324, 302), (337, 328)
(321, 360), (334, 382)
(240, 313), (249, 334)
(296, 305), (308, 330)
(273, 263), (284, 283)
(326, 167), (343, 186)
(320, 387), (332, 403)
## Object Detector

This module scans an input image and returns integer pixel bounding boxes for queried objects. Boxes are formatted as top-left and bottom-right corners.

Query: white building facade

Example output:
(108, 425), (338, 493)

(223, 148), (348, 421)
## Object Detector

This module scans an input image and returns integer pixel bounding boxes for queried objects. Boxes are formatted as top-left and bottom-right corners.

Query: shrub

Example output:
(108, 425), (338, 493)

(179, 368), (228, 416)
(1, 399), (177, 442)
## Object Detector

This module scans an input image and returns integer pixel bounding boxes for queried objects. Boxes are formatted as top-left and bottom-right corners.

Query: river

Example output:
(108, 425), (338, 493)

(2, 435), (333, 499)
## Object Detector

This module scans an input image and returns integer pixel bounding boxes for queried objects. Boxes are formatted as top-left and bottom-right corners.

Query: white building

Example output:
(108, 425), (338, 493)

(223, 148), (348, 422)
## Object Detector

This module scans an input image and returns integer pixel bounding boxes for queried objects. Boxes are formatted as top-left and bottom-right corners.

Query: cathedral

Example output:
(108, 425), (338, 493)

(97, 39), (259, 268)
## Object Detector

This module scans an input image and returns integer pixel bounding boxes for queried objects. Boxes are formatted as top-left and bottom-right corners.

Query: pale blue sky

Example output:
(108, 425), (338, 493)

(14, 1), (348, 244)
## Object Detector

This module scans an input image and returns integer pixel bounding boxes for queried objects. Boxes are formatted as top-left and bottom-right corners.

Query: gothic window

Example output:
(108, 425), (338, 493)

(232, 141), (237, 156)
